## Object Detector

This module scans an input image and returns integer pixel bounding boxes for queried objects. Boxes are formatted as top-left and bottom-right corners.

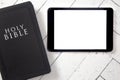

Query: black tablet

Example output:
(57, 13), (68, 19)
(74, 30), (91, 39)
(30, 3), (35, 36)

(48, 8), (113, 52)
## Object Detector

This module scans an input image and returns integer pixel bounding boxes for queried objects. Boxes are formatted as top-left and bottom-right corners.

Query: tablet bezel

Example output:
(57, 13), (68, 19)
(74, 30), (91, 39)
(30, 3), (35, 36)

(48, 8), (113, 52)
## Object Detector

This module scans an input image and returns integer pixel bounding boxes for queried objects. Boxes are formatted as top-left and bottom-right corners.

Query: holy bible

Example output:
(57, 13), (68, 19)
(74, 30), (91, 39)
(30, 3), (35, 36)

(0, 2), (50, 80)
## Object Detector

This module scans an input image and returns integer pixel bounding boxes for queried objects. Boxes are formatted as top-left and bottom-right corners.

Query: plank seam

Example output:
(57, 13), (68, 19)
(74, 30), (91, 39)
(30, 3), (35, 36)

(50, 52), (62, 66)
(43, 35), (47, 40)
(113, 30), (120, 36)
(100, 75), (106, 80)
(112, 58), (120, 64)
(111, 0), (120, 7)
(36, 0), (48, 14)
(98, 0), (106, 7)
(95, 58), (113, 80)
(67, 55), (88, 80)
(13, 0), (18, 5)
(70, 0), (77, 7)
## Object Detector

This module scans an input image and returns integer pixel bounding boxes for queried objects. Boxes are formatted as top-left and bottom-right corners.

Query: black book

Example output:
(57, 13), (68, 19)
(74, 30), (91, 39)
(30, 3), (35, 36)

(0, 2), (50, 80)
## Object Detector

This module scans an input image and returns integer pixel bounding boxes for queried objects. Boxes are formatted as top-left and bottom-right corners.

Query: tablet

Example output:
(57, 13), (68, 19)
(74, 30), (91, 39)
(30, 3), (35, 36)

(48, 8), (113, 52)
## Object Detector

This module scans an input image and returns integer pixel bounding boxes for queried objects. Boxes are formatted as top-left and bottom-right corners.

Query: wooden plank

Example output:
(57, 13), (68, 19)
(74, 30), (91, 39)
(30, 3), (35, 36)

(111, 0), (120, 7)
(16, 0), (47, 12)
(68, 53), (112, 80)
(101, 59), (120, 80)
(100, 0), (120, 34)
(0, 75), (1, 80)
(72, 0), (104, 7)
(36, 0), (75, 38)
(40, 52), (88, 80)
(112, 33), (120, 63)
(0, 0), (17, 8)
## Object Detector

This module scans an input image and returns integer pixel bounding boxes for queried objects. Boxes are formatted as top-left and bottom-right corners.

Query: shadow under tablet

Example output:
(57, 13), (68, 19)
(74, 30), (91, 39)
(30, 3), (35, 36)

(47, 8), (113, 52)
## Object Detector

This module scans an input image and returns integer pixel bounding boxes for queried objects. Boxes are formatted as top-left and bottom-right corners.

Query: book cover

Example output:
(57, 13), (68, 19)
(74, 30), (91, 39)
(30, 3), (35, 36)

(0, 2), (50, 80)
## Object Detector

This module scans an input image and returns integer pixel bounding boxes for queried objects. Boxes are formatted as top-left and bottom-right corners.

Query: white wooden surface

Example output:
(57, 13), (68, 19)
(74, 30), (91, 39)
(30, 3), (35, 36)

(0, 0), (120, 80)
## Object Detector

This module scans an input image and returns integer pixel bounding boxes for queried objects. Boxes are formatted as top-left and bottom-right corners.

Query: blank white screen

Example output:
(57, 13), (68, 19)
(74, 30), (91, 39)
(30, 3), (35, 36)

(54, 10), (107, 49)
